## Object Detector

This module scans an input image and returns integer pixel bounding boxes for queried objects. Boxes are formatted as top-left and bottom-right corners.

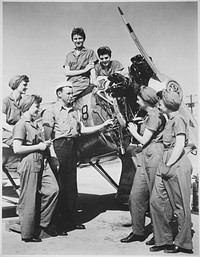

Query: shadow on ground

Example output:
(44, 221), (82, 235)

(77, 193), (128, 224)
(2, 188), (128, 221)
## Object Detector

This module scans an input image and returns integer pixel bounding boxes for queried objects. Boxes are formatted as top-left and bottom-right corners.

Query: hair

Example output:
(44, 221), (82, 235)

(71, 27), (86, 41)
(9, 75), (29, 90)
(138, 85), (158, 106)
(97, 46), (112, 57)
(20, 94), (42, 113)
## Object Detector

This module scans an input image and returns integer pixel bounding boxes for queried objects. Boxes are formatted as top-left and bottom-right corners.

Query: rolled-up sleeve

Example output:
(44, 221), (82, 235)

(13, 120), (26, 141)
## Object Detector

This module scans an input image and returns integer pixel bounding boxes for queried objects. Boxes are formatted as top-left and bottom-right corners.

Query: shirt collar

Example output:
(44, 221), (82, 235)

(100, 61), (112, 70)
(20, 114), (39, 128)
(168, 111), (179, 120)
(55, 100), (73, 112)
(7, 93), (15, 101)
(8, 93), (22, 106)
(72, 47), (86, 55)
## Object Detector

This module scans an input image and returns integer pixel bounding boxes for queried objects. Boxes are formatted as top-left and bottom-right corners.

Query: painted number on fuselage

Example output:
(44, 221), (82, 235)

(82, 105), (89, 120)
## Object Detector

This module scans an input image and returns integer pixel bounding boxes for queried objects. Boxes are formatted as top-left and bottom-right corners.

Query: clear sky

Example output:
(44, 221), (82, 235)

(2, 1), (198, 117)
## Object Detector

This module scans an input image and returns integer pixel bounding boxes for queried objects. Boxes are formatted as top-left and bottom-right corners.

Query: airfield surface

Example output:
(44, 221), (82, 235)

(1, 157), (199, 256)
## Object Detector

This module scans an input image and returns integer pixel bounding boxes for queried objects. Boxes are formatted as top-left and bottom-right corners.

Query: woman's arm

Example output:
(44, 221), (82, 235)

(127, 122), (154, 145)
(64, 63), (95, 77)
(13, 139), (48, 155)
(2, 113), (13, 132)
(166, 134), (185, 166)
(90, 67), (98, 85)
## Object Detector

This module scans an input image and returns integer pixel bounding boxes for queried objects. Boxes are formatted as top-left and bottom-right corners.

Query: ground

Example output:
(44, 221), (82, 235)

(1, 157), (199, 256)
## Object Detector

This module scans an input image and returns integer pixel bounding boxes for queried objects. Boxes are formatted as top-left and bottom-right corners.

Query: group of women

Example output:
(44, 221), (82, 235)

(2, 26), (194, 253)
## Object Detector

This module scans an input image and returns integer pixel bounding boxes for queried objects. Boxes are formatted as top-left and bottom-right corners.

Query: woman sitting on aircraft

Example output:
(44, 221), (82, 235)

(95, 46), (124, 82)
(2, 75), (29, 147)
(63, 27), (98, 100)
(2, 75), (30, 178)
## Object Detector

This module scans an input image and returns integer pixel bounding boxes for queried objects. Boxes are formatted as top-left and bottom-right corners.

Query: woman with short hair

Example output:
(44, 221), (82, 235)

(63, 27), (98, 100)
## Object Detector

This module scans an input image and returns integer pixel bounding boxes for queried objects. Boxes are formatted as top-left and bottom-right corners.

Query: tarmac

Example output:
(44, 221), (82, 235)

(1, 157), (199, 256)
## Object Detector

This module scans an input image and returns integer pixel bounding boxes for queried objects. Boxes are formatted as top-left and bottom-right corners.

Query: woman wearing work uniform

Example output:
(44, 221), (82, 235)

(63, 27), (98, 101)
(13, 94), (59, 242)
(2, 75), (30, 185)
(150, 90), (193, 254)
(120, 86), (166, 243)
(2, 75), (29, 147)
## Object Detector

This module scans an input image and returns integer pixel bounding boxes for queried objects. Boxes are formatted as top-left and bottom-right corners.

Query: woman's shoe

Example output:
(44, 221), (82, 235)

(150, 245), (174, 252)
(164, 245), (194, 254)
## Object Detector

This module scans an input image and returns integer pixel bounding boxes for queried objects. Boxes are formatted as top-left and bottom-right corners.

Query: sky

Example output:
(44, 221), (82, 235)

(2, 1), (198, 117)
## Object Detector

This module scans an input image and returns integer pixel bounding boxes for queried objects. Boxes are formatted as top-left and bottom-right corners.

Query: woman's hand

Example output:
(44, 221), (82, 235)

(38, 142), (48, 151)
(127, 122), (138, 134)
(85, 62), (95, 72)
(44, 139), (52, 148)
(161, 164), (172, 180)
(103, 119), (114, 129)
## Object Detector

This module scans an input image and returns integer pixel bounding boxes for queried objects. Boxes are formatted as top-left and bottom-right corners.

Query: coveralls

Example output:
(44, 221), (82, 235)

(42, 101), (81, 229)
(129, 107), (166, 236)
(150, 112), (193, 250)
(13, 116), (59, 240)
(63, 47), (98, 99)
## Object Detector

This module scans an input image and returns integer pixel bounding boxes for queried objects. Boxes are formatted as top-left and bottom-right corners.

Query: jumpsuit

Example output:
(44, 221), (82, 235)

(13, 116), (59, 240)
(129, 107), (166, 236)
(150, 112), (193, 250)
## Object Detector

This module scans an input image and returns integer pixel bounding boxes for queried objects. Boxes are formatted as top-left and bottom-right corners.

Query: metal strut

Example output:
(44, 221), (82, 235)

(89, 161), (119, 190)
(2, 165), (20, 196)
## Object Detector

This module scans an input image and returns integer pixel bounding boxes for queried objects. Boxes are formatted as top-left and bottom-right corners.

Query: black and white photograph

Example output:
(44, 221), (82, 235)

(1, 0), (199, 255)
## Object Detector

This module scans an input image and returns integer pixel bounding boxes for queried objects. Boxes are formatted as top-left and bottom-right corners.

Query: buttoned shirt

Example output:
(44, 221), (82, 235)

(163, 112), (189, 148)
(63, 47), (98, 98)
(2, 94), (22, 143)
(3, 94), (22, 125)
(13, 115), (43, 146)
(42, 101), (81, 140)
(140, 107), (166, 144)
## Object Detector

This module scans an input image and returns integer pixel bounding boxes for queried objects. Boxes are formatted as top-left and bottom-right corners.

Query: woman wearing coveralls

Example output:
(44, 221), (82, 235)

(63, 27), (98, 100)
(13, 94), (59, 242)
(120, 86), (166, 243)
(150, 90), (193, 254)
